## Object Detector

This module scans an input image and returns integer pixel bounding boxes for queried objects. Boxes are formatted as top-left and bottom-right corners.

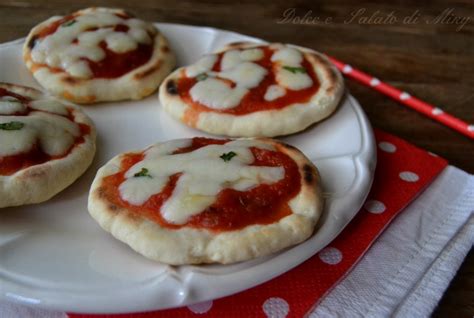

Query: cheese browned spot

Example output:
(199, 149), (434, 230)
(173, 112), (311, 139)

(303, 164), (314, 184)
(28, 35), (39, 50)
(166, 80), (178, 95)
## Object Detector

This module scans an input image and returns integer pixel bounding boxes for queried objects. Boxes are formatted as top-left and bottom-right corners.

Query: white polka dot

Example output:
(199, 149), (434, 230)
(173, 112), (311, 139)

(432, 108), (444, 115)
(370, 78), (380, 86)
(378, 141), (396, 153)
(318, 247), (343, 265)
(263, 297), (289, 318)
(364, 200), (386, 214)
(399, 171), (419, 182)
(428, 151), (438, 157)
(468, 125), (474, 132)
(188, 300), (213, 314)
(342, 65), (353, 74)
(400, 92), (411, 100)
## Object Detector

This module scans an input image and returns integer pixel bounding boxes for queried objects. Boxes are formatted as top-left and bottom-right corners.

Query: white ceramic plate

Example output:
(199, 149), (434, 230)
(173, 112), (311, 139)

(0, 23), (376, 313)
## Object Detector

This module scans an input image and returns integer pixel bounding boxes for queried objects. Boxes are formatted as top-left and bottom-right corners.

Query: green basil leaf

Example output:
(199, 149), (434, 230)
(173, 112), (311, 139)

(196, 73), (208, 81)
(0, 121), (24, 130)
(62, 20), (77, 27)
(283, 66), (307, 74)
(134, 168), (152, 178)
(220, 151), (237, 162)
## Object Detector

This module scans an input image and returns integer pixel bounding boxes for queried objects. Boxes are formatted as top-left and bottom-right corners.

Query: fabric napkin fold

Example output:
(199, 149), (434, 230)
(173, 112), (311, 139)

(2, 129), (472, 318)
(313, 165), (473, 317)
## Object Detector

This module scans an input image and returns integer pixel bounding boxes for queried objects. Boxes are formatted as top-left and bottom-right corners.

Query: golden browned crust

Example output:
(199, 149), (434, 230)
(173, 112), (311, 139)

(308, 52), (340, 95)
(134, 59), (163, 79)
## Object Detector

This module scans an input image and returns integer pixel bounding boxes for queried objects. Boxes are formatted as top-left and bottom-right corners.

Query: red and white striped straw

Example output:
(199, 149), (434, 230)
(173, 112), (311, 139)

(327, 56), (474, 140)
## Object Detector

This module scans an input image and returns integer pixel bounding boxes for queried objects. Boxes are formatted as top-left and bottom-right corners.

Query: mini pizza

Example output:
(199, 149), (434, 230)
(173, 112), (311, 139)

(159, 42), (344, 137)
(88, 137), (322, 265)
(23, 7), (175, 104)
(0, 83), (96, 208)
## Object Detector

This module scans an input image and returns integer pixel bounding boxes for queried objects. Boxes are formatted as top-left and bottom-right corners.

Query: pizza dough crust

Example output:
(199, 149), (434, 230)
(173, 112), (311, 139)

(159, 42), (344, 137)
(88, 138), (323, 265)
(0, 83), (96, 208)
(23, 7), (176, 104)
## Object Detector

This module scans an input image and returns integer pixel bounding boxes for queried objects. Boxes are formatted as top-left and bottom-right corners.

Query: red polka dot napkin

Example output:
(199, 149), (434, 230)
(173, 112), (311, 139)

(69, 128), (448, 318)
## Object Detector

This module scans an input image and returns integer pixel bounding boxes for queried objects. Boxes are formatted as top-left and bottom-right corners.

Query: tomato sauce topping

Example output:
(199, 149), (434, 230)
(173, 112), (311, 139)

(177, 46), (320, 115)
(99, 137), (302, 232)
(0, 88), (91, 176)
(31, 13), (154, 79)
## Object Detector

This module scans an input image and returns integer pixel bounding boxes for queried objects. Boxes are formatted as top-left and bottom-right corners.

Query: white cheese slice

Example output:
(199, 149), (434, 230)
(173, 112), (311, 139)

(264, 85), (286, 101)
(119, 139), (285, 224)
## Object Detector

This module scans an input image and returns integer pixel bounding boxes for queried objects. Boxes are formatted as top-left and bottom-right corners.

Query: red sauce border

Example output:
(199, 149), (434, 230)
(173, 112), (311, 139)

(177, 46), (320, 121)
(99, 137), (302, 232)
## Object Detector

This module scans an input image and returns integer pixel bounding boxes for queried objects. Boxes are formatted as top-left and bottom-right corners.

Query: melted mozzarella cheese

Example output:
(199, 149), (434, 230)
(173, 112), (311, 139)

(264, 85), (286, 101)
(119, 139), (285, 225)
(0, 97), (27, 115)
(218, 62), (267, 89)
(0, 124), (37, 156)
(271, 47), (303, 66)
(30, 99), (69, 116)
(240, 48), (264, 61)
(190, 78), (248, 110)
(186, 44), (314, 109)
(0, 99), (81, 157)
(276, 67), (313, 90)
(221, 50), (241, 70)
(271, 46), (313, 90)
(185, 55), (217, 77)
(190, 62), (267, 109)
(221, 48), (264, 70)
(30, 10), (155, 78)
(105, 32), (137, 53)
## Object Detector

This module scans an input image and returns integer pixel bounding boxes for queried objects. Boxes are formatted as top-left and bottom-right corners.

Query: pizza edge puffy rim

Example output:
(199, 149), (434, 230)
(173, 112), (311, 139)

(0, 83), (97, 208)
(87, 138), (323, 265)
(22, 7), (176, 104)
(158, 42), (345, 137)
